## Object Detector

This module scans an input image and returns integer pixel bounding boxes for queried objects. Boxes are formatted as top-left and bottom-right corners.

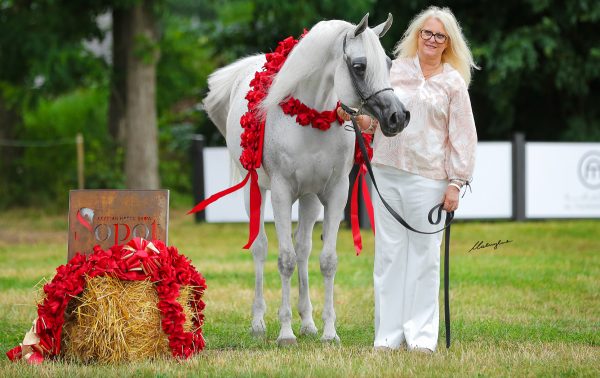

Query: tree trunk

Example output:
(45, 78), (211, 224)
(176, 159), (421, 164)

(108, 7), (128, 143)
(0, 94), (21, 207)
(123, 0), (160, 189)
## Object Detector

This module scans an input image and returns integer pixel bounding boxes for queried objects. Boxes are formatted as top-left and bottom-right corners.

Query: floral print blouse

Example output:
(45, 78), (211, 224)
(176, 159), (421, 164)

(372, 55), (477, 183)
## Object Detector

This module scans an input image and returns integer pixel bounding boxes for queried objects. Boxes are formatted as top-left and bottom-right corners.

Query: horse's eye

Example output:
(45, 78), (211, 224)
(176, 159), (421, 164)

(352, 63), (366, 75)
(350, 57), (367, 76)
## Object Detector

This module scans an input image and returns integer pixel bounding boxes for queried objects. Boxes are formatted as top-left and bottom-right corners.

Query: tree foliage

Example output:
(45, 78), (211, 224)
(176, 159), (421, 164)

(197, 0), (600, 141)
(371, 0), (600, 141)
(0, 0), (598, 209)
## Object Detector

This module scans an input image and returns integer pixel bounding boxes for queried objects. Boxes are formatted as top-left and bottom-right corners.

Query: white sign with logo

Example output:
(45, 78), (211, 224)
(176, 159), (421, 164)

(526, 143), (600, 218)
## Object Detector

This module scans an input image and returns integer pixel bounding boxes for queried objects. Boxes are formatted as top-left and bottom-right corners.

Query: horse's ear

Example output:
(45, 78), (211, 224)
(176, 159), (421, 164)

(372, 13), (393, 38)
(353, 13), (369, 37)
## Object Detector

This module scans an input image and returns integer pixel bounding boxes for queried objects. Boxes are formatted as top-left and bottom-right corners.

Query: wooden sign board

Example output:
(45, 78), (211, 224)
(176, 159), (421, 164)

(68, 190), (169, 260)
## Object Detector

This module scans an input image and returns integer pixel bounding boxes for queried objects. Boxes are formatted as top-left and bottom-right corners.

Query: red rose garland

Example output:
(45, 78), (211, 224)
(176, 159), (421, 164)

(240, 30), (344, 171)
(279, 97), (344, 131)
(6, 238), (207, 363)
(189, 30), (374, 254)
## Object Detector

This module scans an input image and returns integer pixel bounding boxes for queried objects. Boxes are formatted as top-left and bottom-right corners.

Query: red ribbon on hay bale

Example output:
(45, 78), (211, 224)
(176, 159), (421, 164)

(6, 237), (207, 363)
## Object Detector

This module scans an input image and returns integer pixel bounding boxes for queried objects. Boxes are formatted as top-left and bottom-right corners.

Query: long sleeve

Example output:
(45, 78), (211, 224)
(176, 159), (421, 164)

(445, 82), (477, 183)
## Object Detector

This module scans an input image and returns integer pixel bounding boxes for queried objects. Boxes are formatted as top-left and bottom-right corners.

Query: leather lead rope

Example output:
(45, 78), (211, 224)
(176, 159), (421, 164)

(343, 106), (453, 348)
(444, 212), (452, 348)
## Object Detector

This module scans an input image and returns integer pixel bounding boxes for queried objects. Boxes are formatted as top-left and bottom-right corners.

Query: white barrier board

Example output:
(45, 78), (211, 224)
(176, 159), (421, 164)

(526, 143), (600, 218)
(203, 143), (513, 222)
(455, 142), (512, 219)
(203, 148), (324, 222)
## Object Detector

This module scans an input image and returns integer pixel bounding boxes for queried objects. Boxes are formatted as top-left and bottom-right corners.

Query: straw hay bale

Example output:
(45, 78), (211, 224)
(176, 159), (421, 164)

(61, 275), (194, 363)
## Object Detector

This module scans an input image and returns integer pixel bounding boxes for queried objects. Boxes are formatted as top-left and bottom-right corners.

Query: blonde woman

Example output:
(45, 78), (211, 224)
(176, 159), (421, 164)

(338, 6), (477, 352)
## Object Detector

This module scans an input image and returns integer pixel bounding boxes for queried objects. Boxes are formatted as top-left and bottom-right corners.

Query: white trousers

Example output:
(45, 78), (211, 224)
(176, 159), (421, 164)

(372, 164), (447, 351)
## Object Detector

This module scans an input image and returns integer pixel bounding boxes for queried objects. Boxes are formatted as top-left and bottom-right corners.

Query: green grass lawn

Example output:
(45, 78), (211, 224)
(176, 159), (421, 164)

(0, 207), (598, 377)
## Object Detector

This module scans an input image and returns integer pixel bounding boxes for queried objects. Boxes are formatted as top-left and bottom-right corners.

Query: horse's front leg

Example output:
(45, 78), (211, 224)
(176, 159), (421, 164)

(295, 194), (321, 336)
(318, 179), (348, 343)
(271, 178), (297, 345)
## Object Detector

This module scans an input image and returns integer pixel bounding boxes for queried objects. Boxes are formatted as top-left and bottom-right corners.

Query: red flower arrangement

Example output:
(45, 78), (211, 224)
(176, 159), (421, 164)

(6, 238), (207, 363)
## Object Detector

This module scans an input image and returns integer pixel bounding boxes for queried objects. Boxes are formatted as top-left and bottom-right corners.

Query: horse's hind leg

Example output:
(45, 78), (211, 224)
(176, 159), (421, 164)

(318, 179), (348, 343)
(295, 194), (320, 336)
(271, 178), (297, 346)
(246, 185), (268, 338)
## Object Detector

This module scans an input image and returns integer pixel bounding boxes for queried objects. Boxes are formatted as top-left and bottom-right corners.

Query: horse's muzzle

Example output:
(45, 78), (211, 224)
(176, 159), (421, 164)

(381, 109), (410, 137)
(365, 89), (410, 137)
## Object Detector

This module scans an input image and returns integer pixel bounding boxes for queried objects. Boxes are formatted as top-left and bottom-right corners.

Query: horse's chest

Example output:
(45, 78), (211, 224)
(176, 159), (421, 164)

(263, 122), (354, 194)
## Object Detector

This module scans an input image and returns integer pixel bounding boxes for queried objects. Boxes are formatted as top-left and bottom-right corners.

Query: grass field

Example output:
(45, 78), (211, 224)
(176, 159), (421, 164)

(0, 207), (598, 377)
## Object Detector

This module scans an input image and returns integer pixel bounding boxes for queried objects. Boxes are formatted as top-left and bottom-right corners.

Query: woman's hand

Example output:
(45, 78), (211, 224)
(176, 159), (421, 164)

(336, 107), (378, 134)
(442, 185), (459, 212)
(337, 106), (352, 122)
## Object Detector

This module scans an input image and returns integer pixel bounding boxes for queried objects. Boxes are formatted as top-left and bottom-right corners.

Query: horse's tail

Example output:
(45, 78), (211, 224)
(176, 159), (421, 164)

(203, 54), (264, 137)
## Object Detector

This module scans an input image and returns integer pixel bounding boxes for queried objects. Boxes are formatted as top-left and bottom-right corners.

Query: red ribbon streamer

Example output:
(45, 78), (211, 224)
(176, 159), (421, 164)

(187, 170), (262, 250)
(187, 173), (251, 215)
(361, 167), (375, 235)
(243, 170), (261, 249)
(350, 165), (376, 255)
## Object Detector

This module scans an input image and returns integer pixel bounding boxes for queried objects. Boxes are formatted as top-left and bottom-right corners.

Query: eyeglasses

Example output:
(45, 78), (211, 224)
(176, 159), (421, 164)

(419, 29), (448, 44)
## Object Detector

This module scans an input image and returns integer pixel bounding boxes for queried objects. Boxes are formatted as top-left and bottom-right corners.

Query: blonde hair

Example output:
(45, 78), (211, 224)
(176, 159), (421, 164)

(393, 6), (479, 86)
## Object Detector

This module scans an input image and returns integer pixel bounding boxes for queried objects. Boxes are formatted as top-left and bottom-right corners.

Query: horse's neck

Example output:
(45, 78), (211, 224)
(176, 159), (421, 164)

(291, 60), (338, 111)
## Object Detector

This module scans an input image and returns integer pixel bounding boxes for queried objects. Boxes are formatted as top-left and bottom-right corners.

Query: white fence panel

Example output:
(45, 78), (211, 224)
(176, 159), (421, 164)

(203, 148), (324, 222)
(202, 142), (600, 222)
(526, 143), (600, 218)
(456, 142), (512, 219)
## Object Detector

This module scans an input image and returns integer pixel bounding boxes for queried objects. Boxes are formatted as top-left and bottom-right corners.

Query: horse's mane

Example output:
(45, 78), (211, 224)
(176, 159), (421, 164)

(260, 20), (347, 113)
(261, 20), (389, 114)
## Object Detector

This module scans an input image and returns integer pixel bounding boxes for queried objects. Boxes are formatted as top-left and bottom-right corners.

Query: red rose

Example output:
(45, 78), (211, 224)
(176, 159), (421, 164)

(278, 36), (296, 53)
(265, 54), (285, 72)
(313, 117), (331, 130)
(279, 98), (297, 114)
(156, 281), (179, 300)
(296, 109), (315, 126)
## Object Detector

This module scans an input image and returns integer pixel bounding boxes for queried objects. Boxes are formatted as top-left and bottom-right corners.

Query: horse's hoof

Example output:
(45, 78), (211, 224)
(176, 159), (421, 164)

(299, 323), (318, 336)
(277, 337), (298, 347)
(250, 321), (266, 338)
(320, 334), (340, 344)
(250, 328), (266, 338)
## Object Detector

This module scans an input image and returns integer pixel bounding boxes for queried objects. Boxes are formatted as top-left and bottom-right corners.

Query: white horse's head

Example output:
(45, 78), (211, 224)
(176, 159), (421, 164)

(261, 14), (409, 137)
(334, 14), (410, 136)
